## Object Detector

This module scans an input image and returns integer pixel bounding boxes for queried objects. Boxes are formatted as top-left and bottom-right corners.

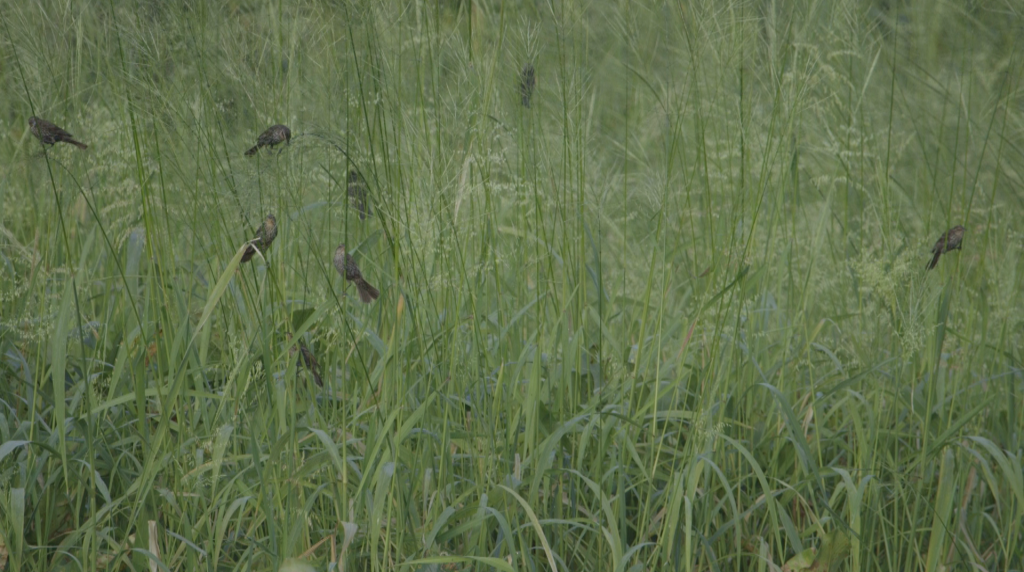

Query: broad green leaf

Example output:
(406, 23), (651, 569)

(925, 448), (956, 572)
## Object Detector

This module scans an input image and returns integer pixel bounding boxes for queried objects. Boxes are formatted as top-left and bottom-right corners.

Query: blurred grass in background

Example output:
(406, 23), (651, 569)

(1, 0), (1022, 570)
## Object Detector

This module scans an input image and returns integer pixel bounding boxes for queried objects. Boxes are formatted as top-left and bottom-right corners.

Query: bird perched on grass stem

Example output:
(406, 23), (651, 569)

(288, 333), (323, 387)
(927, 225), (965, 270)
(241, 214), (278, 263)
(334, 244), (379, 303)
(347, 170), (371, 220)
(29, 116), (88, 149)
(519, 63), (536, 108)
(245, 124), (291, 156)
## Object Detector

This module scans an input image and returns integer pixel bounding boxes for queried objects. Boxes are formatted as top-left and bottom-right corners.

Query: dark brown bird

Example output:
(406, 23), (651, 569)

(519, 63), (536, 108)
(245, 124), (291, 156)
(288, 334), (323, 387)
(29, 116), (88, 149)
(347, 170), (371, 220)
(333, 243), (379, 303)
(927, 225), (965, 270)
(241, 214), (278, 263)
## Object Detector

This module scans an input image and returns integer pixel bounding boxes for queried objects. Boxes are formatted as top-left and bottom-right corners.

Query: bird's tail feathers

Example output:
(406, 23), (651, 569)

(355, 279), (379, 303)
(356, 200), (371, 220)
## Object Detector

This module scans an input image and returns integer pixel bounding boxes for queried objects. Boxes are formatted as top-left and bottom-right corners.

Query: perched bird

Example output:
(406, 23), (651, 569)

(245, 124), (291, 156)
(29, 116), (88, 149)
(333, 243), (379, 303)
(927, 225), (965, 270)
(241, 214), (278, 263)
(288, 333), (323, 387)
(519, 62), (536, 108)
(347, 170), (371, 220)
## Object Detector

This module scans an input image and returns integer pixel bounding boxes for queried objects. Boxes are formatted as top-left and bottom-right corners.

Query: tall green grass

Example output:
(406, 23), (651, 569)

(1, 0), (1022, 570)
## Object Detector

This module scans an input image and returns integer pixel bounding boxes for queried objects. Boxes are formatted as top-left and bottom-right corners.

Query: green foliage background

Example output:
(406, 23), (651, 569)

(1, 0), (1022, 570)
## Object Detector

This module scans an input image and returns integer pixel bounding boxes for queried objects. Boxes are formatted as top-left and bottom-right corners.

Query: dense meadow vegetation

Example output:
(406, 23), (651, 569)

(1, 0), (1023, 570)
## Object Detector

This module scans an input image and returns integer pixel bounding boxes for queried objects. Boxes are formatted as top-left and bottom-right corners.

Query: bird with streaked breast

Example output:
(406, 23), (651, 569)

(29, 116), (88, 150)
(245, 124), (291, 156)
(333, 244), (379, 303)
(347, 170), (372, 220)
(241, 214), (278, 263)
(927, 225), (965, 270)
(519, 63), (536, 108)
